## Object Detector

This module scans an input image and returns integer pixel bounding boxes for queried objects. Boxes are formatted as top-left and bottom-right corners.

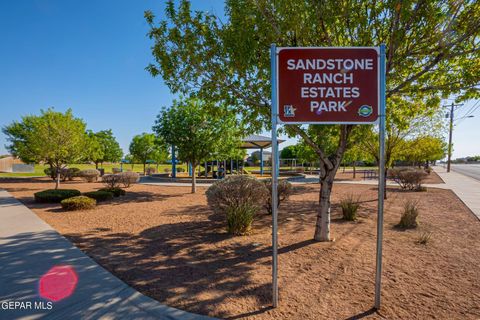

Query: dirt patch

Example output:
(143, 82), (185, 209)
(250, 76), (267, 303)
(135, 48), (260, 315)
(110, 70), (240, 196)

(1, 178), (479, 319)
(423, 170), (444, 184)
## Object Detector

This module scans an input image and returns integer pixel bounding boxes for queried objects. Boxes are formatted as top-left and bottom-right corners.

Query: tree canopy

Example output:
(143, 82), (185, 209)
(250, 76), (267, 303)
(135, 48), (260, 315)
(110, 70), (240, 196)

(145, 0), (480, 241)
(129, 133), (166, 175)
(153, 98), (243, 193)
(2, 108), (87, 188)
(94, 130), (123, 164)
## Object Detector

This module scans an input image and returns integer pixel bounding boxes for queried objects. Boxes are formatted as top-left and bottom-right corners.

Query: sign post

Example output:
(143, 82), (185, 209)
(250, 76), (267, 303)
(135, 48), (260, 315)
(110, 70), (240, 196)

(270, 44), (385, 308)
(270, 43), (279, 308)
(374, 43), (386, 310)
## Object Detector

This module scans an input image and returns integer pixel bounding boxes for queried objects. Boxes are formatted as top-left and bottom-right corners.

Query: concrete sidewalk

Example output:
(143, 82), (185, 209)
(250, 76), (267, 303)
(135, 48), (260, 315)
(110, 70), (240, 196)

(432, 166), (480, 220)
(0, 190), (214, 320)
(288, 170), (479, 221)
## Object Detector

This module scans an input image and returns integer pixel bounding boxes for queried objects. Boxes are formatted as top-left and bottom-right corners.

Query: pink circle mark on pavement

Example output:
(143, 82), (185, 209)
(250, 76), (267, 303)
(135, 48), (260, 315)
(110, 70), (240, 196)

(39, 265), (78, 302)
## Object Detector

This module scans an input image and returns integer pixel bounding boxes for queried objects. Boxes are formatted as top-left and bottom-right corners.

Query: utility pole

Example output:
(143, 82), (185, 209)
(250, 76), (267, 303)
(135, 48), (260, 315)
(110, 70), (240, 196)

(447, 103), (454, 172)
(445, 102), (465, 173)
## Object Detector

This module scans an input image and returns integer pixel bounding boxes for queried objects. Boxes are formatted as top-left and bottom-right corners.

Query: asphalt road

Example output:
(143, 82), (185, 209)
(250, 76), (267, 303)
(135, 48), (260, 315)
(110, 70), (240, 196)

(450, 164), (480, 181)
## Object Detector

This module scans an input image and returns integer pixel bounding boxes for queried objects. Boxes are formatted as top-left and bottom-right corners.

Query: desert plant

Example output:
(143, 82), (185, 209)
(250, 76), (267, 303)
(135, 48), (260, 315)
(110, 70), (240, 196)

(83, 190), (114, 202)
(112, 167), (122, 174)
(101, 174), (121, 188)
(206, 175), (268, 215)
(61, 196), (96, 211)
(225, 203), (256, 235)
(417, 231), (432, 245)
(340, 194), (361, 221)
(262, 179), (293, 215)
(398, 200), (419, 228)
(99, 187), (126, 197)
(78, 169), (100, 183)
(34, 189), (81, 203)
(117, 171), (139, 188)
(388, 168), (427, 191)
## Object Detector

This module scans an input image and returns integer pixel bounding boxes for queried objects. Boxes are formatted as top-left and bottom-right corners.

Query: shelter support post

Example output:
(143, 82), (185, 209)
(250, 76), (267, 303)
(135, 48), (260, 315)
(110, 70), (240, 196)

(171, 145), (176, 178)
(260, 147), (264, 176)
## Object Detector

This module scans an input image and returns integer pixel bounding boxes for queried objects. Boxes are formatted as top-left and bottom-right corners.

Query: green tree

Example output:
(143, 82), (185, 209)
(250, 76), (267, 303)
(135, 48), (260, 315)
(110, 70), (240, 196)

(153, 98), (242, 193)
(95, 130), (123, 166)
(402, 136), (447, 167)
(129, 133), (163, 175)
(280, 145), (298, 159)
(86, 130), (123, 169)
(150, 143), (170, 171)
(2, 108), (87, 189)
(85, 131), (104, 168)
(145, 1), (480, 241)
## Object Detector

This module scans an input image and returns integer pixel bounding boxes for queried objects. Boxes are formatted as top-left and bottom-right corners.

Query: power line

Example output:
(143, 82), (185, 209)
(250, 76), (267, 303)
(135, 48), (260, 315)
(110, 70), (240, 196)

(455, 104), (479, 125)
(457, 100), (479, 118)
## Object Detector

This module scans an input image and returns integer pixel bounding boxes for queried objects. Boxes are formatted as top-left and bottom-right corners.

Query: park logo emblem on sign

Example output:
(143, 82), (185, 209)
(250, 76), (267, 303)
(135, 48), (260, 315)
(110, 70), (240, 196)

(277, 47), (379, 124)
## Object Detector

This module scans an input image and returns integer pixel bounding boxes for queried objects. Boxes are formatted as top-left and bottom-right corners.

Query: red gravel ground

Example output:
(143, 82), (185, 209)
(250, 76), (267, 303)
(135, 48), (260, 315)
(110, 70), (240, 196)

(1, 176), (478, 319)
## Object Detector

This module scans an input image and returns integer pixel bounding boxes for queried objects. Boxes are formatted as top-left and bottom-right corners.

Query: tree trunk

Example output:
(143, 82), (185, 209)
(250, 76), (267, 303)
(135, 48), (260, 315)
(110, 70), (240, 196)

(55, 165), (60, 189)
(191, 163), (197, 193)
(353, 162), (356, 178)
(95, 162), (99, 169)
(143, 162), (146, 175)
(314, 170), (335, 241)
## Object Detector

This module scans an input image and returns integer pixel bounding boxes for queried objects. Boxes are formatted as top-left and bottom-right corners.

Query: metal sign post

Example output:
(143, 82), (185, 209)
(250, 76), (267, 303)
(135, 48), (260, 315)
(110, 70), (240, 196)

(270, 44), (385, 309)
(374, 43), (386, 310)
(270, 43), (279, 308)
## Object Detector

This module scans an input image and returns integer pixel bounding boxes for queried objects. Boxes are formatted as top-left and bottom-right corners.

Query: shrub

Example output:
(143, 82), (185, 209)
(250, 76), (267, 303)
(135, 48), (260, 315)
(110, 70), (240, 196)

(102, 174), (121, 188)
(44, 167), (79, 181)
(61, 196), (96, 211)
(99, 187), (126, 197)
(206, 175), (268, 215)
(83, 190), (114, 202)
(78, 169), (100, 183)
(44, 167), (56, 180)
(398, 200), (419, 228)
(226, 203), (256, 235)
(417, 231), (432, 245)
(117, 172), (139, 188)
(146, 167), (157, 175)
(177, 167), (186, 172)
(340, 194), (360, 221)
(164, 168), (171, 173)
(262, 179), (293, 214)
(388, 168), (427, 191)
(112, 167), (122, 174)
(65, 168), (81, 181)
(34, 189), (81, 203)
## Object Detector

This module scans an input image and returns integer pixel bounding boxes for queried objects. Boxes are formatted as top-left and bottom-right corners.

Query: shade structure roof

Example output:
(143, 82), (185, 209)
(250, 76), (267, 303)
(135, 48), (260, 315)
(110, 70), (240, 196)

(240, 134), (285, 149)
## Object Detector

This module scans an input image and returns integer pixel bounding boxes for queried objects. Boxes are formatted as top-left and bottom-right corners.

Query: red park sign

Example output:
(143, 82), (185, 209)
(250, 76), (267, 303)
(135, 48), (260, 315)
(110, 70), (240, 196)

(277, 47), (379, 124)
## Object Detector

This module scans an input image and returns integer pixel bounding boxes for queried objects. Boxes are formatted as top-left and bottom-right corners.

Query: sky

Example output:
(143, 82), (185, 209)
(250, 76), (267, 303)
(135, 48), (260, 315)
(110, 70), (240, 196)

(0, 1), (478, 159)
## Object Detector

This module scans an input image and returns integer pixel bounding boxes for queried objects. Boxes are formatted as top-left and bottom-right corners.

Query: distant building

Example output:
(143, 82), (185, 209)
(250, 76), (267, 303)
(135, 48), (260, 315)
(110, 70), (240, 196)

(0, 156), (34, 173)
